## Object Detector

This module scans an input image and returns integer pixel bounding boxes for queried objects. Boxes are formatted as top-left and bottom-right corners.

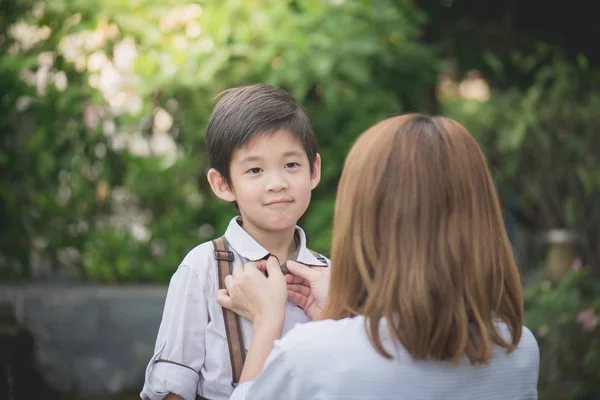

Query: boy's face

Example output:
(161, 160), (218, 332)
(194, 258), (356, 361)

(209, 129), (321, 234)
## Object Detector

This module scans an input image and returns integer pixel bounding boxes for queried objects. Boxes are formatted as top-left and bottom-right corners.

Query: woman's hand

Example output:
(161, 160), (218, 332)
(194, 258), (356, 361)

(217, 256), (287, 327)
(217, 256), (288, 384)
(285, 261), (331, 320)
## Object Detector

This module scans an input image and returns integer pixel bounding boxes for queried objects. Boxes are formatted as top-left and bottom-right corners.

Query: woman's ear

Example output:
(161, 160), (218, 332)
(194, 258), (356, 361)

(207, 168), (236, 202)
(310, 153), (322, 190)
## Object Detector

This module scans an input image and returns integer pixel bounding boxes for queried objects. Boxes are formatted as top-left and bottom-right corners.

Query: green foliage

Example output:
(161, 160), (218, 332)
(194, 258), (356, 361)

(524, 266), (600, 399)
(441, 45), (600, 249)
(0, 0), (438, 282)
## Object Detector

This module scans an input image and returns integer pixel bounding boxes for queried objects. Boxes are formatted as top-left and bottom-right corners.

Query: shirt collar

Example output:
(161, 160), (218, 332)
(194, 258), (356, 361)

(223, 217), (327, 266)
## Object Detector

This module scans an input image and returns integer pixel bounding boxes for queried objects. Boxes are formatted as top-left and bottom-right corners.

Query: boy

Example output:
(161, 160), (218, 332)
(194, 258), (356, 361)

(140, 84), (328, 400)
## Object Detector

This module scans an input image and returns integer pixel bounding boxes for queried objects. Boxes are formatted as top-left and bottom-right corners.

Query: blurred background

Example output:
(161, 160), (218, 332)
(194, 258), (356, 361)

(1, 0), (599, 399)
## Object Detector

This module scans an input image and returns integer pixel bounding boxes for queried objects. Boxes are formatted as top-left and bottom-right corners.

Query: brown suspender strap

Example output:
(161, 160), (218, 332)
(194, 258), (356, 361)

(212, 237), (246, 387)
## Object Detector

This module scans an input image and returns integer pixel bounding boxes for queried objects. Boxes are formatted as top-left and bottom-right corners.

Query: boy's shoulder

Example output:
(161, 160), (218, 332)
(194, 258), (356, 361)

(178, 238), (223, 276)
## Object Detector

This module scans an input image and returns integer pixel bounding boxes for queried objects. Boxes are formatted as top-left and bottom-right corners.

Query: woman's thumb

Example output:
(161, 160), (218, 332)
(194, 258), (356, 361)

(286, 260), (316, 280)
(266, 256), (283, 277)
(216, 288), (232, 309)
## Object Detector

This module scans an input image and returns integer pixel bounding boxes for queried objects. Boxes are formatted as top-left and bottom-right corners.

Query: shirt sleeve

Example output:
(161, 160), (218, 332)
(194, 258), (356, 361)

(141, 263), (210, 400)
(229, 339), (325, 400)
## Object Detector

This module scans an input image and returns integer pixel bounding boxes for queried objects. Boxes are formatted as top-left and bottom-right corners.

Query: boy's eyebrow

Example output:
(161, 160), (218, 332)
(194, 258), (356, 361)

(282, 150), (305, 158)
(238, 151), (304, 164)
(238, 155), (263, 163)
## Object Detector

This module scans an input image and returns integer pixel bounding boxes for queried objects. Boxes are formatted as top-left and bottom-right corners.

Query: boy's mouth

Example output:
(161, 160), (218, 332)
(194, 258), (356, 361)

(265, 198), (293, 206)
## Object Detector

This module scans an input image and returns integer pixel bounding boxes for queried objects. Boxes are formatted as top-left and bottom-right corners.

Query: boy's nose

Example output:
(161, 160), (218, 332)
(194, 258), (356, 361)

(265, 173), (288, 192)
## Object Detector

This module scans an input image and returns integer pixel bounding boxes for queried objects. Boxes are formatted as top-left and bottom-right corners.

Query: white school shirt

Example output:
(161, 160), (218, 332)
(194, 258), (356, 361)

(230, 317), (540, 400)
(140, 217), (329, 400)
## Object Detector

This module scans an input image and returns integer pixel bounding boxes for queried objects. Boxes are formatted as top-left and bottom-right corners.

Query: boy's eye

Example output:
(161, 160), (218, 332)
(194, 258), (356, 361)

(247, 167), (262, 174)
(285, 162), (299, 169)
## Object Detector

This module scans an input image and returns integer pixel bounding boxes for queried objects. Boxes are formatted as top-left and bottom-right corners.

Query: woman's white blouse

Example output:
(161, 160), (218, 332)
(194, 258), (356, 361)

(230, 316), (539, 400)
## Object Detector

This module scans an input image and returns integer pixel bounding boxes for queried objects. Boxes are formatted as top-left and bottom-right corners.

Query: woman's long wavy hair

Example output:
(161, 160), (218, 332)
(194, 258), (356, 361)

(321, 114), (523, 364)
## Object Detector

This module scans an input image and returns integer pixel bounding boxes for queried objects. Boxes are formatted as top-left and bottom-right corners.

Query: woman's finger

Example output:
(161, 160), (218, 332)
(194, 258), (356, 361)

(266, 256), (283, 279)
(216, 288), (233, 309)
(287, 290), (307, 306)
(256, 259), (268, 273)
(285, 274), (309, 286)
(286, 283), (311, 296)
(286, 260), (321, 280)
(224, 274), (234, 292)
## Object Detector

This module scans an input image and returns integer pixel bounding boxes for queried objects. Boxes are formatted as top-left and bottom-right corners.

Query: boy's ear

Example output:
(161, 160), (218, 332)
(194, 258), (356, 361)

(207, 168), (236, 202)
(310, 153), (322, 190)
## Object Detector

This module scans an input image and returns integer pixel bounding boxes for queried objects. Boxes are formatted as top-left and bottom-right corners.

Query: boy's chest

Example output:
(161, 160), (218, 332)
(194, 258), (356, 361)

(206, 296), (310, 352)
(207, 251), (311, 350)
(200, 297), (309, 398)
(241, 301), (310, 349)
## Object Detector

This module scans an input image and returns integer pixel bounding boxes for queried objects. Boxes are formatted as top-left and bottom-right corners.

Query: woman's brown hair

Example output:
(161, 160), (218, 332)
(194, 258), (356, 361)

(321, 114), (523, 364)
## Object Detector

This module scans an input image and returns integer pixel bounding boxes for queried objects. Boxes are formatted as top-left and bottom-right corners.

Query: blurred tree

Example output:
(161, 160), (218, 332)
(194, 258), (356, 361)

(0, 0), (438, 283)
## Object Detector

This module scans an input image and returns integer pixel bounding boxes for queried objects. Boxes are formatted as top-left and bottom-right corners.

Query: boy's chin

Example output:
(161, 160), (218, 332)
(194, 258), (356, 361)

(260, 217), (301, 232)
(244, 213), (303, 232)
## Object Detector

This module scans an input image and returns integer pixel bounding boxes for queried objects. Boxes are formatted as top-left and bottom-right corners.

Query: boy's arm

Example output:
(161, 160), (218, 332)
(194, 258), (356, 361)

(164, 394), (183, 400)
(141, 262), (210, 400)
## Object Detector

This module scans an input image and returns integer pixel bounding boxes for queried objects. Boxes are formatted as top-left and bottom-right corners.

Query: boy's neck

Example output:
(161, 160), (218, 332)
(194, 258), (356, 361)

(240, 221), (298, 265)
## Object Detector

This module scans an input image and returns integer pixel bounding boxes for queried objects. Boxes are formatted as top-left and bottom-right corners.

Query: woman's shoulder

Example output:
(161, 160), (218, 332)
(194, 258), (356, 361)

(278, 318), (539, 364)
(497, 322), (539, 356)
(516, 325), (540, 363)
(285, 316), (363, 338)
(278, 316), (367, 354)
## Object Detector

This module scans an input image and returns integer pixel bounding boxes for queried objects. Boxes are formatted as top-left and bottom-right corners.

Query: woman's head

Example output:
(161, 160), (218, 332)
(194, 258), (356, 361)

(323, 114), (523, 364)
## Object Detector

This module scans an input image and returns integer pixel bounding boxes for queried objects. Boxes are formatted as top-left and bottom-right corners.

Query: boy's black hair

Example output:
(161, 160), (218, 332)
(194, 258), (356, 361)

(205, 84), (318, 183)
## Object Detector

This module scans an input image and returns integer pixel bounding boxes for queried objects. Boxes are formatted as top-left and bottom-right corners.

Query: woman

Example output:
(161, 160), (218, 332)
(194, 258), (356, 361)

(217, 114), (540, 399)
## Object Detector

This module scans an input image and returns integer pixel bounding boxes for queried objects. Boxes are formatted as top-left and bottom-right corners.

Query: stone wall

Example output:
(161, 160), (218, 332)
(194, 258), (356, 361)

(0, 284), (167, 398)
